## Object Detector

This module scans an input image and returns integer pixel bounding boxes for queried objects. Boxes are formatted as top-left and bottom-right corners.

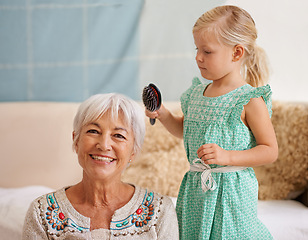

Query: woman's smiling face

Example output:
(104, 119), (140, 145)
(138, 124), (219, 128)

(74, 110), (135, 182)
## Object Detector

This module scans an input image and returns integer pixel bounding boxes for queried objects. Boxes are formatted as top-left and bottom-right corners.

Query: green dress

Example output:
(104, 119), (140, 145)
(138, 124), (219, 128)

(176, 78), (273, 240)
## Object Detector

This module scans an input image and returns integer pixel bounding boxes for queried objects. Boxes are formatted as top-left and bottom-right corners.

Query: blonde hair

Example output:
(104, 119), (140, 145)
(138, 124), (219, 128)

(193, 5), (269, 87)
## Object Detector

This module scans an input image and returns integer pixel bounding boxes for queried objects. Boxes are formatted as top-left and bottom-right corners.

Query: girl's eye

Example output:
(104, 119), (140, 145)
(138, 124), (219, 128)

(195, 48), (211, 54)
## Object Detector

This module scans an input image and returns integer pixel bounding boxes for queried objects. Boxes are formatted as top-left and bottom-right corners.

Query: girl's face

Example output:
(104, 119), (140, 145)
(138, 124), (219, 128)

(193, 29), (236, 81)
(74, 110), (135, 182)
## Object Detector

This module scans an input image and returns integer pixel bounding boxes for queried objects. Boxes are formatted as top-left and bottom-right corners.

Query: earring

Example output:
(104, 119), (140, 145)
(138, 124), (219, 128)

(127, 160), (132, 167)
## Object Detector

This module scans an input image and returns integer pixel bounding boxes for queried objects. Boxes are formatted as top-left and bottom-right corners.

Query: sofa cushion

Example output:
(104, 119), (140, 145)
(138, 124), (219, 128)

(1, 101), (307, 201)
(254, 101), (308, 200)
(123, 101), (308, 200)
(122, 102), (189, 197)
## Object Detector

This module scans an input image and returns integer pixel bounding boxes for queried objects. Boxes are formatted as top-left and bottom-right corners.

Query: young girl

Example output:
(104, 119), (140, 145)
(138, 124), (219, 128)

(145, 5), (278, 240)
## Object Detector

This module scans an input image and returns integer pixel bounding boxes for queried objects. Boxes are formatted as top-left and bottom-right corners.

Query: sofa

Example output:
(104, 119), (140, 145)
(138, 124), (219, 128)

(0, 100), (307, 239)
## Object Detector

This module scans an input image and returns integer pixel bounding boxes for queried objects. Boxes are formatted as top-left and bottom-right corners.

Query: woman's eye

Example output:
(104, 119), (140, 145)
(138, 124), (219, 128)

(114, 133), (126, 139)
(87, 129), (99, 134)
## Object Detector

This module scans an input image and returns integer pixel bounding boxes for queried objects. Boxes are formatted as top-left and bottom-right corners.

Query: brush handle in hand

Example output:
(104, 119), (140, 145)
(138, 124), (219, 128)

(150, 118), (156, 125)
(142, 83), (162, 125)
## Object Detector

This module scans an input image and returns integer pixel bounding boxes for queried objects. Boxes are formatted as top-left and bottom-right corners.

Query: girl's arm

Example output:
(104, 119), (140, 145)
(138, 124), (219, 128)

(145, 104), (184, 139)
(197, 97), (278, 167)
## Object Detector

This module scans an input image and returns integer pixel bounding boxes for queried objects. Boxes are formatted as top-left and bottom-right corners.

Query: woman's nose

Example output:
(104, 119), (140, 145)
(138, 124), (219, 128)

(96, 135), (112, 151)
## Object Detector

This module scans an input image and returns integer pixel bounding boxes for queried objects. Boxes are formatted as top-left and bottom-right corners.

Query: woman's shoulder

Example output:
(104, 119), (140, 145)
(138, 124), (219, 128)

(127, 186), (174, 214)
(30, 187), (85, 220)
(117, 185), (177, 223)
(27, 188), (60, 209)
(110, 186), (178, 238)
(30, 187), (90, 235)
(22, 187), (78, 239)
(32, 187), (66, 205)
(134, 186), (178, 228)
(139, 188), (179, 238)
(151, 190), (176, 209)
(27, 187), (76, 225)
(134, 186), (175, 208)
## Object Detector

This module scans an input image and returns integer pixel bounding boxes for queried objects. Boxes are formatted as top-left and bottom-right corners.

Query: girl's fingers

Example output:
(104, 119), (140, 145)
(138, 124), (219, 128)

(200, 153), (214, 162)
(197, 144), (218, 163)
(145, 109), (158, 118)
(197, 144), (214, 155)
(197, 145), (208, 155)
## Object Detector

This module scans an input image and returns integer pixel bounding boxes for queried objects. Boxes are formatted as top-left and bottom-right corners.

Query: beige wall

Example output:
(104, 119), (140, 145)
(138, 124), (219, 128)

(226, 0), (308, 102)
(139, 0), (308, 102)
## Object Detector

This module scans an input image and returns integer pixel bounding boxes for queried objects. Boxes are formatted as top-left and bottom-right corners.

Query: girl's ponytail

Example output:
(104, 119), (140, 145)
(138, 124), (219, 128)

(193, 5), (270, 87)
(243, 45), (270, 87)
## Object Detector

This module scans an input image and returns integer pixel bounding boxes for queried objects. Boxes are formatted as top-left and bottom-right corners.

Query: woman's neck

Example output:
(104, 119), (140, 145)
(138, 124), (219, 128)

(65, 180), (135, 230)
(67, 178), (134, 209)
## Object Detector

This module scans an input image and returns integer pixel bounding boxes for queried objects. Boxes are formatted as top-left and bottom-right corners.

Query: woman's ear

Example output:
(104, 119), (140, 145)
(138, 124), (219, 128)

(72, 131), (78, 152)
(232, 45), (245, 62)
(129, 152), (136, 163)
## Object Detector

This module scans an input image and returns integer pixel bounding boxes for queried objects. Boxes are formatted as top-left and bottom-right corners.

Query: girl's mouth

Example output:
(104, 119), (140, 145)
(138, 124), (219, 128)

(90, 155), (115, 163)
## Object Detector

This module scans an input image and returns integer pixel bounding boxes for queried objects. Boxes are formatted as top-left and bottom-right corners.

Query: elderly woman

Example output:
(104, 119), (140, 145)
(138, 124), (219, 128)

(22, 93), (179, 239)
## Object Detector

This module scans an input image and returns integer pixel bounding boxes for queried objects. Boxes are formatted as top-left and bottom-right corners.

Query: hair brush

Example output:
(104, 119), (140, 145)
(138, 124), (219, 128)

(142, 83), (162, 125)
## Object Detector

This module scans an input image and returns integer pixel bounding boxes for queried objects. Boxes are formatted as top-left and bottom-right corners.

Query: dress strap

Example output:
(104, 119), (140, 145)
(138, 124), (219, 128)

(189, 159), (247, 192)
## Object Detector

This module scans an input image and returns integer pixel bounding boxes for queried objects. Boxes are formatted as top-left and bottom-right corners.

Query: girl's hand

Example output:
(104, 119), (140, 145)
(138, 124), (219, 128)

(144, 104), (184, 139)
(145, 108), (159, 119)
(197, 143), (231, 165)
(144, 104), (168, 121)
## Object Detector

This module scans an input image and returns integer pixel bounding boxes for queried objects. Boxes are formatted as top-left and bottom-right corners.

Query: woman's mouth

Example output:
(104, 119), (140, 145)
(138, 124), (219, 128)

(90, 155), (115, 163)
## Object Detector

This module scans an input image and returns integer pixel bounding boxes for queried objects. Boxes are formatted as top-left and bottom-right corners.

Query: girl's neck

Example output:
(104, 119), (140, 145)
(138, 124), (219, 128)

(204, 75), (246, 97)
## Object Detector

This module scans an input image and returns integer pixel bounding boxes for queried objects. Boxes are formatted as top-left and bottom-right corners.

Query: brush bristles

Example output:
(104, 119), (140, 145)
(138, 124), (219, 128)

(142, 86), (159, 111)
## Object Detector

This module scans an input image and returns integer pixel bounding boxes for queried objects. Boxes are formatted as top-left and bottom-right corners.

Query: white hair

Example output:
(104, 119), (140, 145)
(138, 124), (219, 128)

(73, 93), (145, 154)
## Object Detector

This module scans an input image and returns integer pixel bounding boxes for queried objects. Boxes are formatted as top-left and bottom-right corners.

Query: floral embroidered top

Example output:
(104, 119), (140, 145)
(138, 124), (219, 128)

(22, 185), (179, 240)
